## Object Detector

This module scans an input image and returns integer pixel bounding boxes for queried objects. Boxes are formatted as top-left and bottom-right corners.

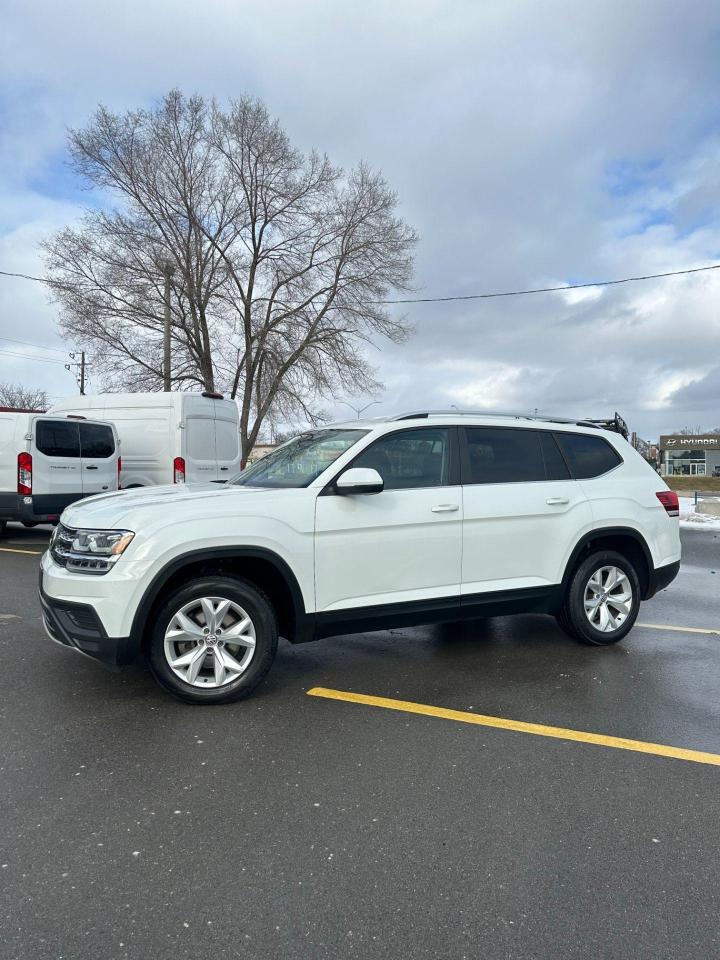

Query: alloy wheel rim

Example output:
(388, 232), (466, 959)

(583, 566), (633, 633)
(163, 596), (256, 688)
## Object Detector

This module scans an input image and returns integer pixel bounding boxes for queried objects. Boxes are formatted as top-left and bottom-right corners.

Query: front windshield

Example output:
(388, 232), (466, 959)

(230, 429), (368, 488)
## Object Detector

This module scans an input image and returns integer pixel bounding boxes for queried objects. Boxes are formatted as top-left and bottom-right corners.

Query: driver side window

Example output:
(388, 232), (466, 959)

(352, 428), (451, 490)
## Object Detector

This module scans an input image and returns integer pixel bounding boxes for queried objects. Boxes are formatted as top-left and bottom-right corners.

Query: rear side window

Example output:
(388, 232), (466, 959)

(554, 432), (622, 479)
(463, 428), (545, 484)
(80, 423), (115, 458)
(35, 421), (80, 458)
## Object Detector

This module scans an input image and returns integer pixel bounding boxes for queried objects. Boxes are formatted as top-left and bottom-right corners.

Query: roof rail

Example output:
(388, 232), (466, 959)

(392, 409), (629, 435)
(393, 409), (597, 426)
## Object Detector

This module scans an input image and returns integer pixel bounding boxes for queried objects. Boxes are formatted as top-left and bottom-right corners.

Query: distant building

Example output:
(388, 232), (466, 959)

(247, 443), (277, 463)
(658, 435), (720, 478)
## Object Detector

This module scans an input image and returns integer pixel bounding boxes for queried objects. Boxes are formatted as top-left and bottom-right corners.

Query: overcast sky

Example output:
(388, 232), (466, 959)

(1, 0), (719, 437)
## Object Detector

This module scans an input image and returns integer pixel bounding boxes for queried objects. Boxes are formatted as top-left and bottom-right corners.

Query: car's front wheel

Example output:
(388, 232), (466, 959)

(557, 550), (640, 645)
(147, 576), (278, 704)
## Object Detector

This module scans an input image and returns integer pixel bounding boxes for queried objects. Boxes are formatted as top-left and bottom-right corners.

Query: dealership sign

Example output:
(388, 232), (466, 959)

(660, 435), (720, 450)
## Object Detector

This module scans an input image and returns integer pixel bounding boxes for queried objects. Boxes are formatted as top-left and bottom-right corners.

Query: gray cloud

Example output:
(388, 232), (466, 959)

(1, 0), (720, 434)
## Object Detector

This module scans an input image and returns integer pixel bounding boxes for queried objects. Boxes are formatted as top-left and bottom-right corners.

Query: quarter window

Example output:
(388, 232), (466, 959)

(35, 420), (80, 458)
(353, 428), (451, 490)
(79, 423), (115, 459)
(463, 427), (545, 484)
(554, 432), (622, 479)
(539, 432), (570, 481)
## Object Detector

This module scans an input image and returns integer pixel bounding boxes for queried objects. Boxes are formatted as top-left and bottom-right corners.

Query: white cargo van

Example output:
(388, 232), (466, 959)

(0, 411), (119, 534)
(49, 392), (241, 487)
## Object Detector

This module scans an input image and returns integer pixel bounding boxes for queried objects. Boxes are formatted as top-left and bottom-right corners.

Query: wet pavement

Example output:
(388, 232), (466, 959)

(1, 524), (719, 959)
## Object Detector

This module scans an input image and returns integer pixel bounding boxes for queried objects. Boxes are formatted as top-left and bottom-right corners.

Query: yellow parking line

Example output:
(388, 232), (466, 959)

(307, 687), (720, 767)
(0, 547), (42, 556)
(636, 622), (720, 636)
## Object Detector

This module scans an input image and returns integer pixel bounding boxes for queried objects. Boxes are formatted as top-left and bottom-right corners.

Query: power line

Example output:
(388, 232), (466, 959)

(0, 335), (68, 355)
(375, 263), (720, 304)
(2, 261), (720, 306)
(0, 347), (69, 365)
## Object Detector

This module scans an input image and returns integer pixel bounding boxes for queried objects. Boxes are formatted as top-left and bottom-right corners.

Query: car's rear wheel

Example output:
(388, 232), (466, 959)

(147, 576), (278, 704)
(0, 520), (6, 537)
(557, 550), (640, 646)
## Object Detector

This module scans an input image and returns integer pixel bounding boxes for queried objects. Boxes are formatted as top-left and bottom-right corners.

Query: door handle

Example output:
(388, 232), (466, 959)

(85, 465), (98, 470)
(220, 467), (229, 471)
(546, 496), (569, 505)
(431, 504), (459, 513)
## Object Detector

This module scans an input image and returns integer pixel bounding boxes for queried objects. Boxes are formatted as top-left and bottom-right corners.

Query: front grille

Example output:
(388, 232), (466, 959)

(50, 522), (76, 567)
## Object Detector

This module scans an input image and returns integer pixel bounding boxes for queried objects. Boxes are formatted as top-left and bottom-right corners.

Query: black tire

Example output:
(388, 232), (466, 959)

(554, 604), (576, 640)
(560, 550), (641, 646)
(0, 520), (6, 537)
(147, 576), (278, 704)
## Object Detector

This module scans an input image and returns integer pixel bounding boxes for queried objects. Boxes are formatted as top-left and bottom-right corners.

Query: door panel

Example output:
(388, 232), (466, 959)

(32, 419), (82, 501)
(185, 417), (219, 481)
(214, 418), (241, 481)
(79, 422), (117, 495)
(462, 481), (591, 593)
(460, 427), (592, 594)
(314, 426), (462, 613)
(315, 486), (463, 612)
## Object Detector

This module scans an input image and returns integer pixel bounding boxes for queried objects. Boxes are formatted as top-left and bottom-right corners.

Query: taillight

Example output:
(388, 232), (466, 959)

(18, 452), (32, 495)
(117, 456), (122, 488)
(173, 456), (186, 484)
(656, 490), (679, 517)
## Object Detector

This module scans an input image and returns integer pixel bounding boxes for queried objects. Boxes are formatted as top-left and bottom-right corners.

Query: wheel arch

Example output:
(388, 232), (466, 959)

(561, 527), (654, 600)
(129, 547), (313, 658)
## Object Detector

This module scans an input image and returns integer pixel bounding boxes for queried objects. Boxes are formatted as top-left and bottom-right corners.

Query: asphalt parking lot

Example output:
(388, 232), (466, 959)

(1, 526), (719, 960)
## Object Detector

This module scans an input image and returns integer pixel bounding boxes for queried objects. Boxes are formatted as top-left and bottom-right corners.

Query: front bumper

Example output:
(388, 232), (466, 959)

(39, 571), (133, 668)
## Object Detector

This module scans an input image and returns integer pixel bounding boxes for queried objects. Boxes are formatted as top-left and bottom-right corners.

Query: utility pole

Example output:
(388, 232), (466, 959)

(65, 351), (86, 394)
(163, 261), (174, 392)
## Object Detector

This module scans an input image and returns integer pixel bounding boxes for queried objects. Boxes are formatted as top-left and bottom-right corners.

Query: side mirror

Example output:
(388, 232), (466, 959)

(335, 467), (384, 495)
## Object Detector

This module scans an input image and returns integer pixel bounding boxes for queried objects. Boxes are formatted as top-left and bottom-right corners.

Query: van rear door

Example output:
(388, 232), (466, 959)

(214, 416), (241, 480)
(79, 421), (118, 495)
(185, 416), (219, 481)
(31, 419), (82, 515)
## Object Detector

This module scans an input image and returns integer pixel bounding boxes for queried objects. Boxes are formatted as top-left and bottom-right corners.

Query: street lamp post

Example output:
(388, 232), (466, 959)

(338, 400), (380, 419)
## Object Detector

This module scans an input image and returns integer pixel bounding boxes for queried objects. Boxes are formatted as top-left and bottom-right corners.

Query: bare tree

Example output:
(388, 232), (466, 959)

(0, 383), (48, 410)
(42, 91), (416, 459)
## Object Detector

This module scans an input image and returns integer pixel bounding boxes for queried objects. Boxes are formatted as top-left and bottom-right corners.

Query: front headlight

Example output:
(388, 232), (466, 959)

(71, 529), (135, 557)
(51, 525), (134, 574)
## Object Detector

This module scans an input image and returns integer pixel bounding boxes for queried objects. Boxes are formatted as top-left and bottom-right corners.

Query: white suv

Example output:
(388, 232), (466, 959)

(39, 412), (681, 704)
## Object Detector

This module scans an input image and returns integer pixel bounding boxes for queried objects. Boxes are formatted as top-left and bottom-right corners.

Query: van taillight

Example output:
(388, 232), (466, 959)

(656, 490), (679, 516)
(18, 452), (32, 495)
(117, 456), (122, 487)
(173, 457), (186, 484)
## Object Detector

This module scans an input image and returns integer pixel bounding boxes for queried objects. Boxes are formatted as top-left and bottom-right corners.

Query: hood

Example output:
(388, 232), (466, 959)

(61, 482), (284, 530)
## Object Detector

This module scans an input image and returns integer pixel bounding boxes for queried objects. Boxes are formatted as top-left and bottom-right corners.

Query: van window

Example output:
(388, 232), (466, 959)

(554, 432), (622, 479)
(215, 419), (239, 461)
(35, 421), (80, 458)
(186, 418), (216, 460)
(80, 423), (115, 458)
(463, 427), (545, 484)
